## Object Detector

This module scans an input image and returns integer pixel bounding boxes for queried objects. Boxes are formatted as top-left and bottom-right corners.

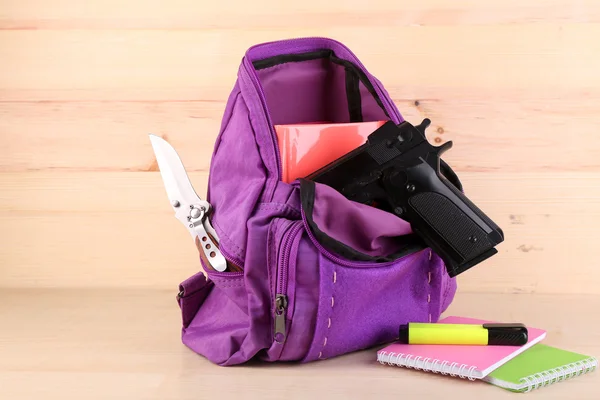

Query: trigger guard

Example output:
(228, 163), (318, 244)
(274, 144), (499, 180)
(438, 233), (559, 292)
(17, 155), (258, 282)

(440, 158), (463, 192)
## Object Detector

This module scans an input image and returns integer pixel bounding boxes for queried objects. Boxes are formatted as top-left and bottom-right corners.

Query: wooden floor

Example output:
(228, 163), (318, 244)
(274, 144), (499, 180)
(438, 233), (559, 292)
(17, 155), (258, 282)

(1, 1), (600, 398)
(1, 291), (598, 399)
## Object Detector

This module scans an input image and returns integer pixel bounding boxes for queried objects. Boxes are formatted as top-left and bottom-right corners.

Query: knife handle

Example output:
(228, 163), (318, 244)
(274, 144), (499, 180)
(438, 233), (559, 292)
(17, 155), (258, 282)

(195, 233), (243, 273)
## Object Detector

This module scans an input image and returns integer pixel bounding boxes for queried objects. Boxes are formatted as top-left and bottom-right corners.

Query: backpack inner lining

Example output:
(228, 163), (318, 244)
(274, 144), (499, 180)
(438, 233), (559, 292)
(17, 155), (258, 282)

(253, 50), (390, 126)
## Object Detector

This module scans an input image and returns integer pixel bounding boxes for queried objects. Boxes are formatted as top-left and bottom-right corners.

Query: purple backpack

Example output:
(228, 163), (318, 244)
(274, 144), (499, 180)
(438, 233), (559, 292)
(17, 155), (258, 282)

(176, 37), (457, 365)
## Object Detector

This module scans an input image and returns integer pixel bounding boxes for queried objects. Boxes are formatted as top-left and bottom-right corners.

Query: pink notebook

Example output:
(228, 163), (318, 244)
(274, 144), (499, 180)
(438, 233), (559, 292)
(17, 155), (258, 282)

(377, 316), (546, 380)
(274, 120), (386, 183)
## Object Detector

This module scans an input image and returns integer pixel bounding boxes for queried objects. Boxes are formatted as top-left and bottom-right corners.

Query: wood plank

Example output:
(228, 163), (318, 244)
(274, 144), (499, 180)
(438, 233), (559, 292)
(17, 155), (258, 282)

(2, 94), (600, 172)
(1, 289), (599, 399)
(2, 0), (600, 29)
(0, 101), (224, 172)
(1, 171), (599, 293)
(2, 26), (599, 172)
(1, 25), (599, 101)
(0, 30), (242, 99)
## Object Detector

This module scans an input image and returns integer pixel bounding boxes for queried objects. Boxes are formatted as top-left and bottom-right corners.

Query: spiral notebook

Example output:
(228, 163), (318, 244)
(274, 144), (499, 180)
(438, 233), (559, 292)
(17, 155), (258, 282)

(483, 343), (597, 392)
(376, 316), (547, 380)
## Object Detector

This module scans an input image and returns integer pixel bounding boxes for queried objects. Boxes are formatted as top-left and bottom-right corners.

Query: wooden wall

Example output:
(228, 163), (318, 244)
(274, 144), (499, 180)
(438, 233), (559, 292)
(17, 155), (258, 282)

(1, 0), (599, 294)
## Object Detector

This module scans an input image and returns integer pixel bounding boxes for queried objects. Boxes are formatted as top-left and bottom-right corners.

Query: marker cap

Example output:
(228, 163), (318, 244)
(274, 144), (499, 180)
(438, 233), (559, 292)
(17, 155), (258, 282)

(398, 324), (409, 344)
(484, 323), (528, 345)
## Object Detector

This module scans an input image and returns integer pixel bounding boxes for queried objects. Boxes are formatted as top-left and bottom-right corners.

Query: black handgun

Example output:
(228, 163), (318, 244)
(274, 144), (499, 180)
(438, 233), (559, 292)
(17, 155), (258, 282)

(306, 119), (504, 277)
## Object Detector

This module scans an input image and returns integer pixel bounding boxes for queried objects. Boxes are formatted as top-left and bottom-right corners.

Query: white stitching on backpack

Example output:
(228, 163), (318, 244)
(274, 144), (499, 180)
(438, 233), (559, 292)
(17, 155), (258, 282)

(428, 250), (432, 322)
(319, 268), (337, 360)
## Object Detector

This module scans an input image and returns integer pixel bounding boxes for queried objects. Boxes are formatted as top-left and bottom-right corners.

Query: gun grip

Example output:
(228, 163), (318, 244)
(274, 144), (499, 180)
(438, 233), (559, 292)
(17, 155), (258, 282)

(407, 189), (502, 277)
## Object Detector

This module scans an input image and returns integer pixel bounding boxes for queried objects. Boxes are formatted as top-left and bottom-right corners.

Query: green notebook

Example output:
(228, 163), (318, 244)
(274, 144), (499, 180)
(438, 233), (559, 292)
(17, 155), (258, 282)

(483, 343), (597, 393)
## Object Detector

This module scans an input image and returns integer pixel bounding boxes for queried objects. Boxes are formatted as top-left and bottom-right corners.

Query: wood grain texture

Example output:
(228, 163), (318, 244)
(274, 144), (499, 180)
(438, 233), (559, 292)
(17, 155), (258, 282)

(2, 2), (600, 397)
(1, 1), (599, 295)
(2, 0), (600, 29)
(1, 171), (599, 293)
(1, 289), (598, 399)
(2, 26), (600, 99)
(2, 96), (600, 173)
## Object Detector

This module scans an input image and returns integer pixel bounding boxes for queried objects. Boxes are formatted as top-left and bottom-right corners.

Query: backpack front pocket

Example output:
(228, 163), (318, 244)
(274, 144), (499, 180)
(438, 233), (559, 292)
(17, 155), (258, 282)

(294, 179), (457, 362)
(302, 248), (443, 362)
(262, 218), (320, 362)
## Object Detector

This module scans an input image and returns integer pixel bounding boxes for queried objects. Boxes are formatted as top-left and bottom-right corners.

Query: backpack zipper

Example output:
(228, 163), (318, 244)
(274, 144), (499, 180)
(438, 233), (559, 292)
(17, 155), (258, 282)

(219, 245), (245, 272)
(273, 220), (304, 344)
(242, 37), (403, 184)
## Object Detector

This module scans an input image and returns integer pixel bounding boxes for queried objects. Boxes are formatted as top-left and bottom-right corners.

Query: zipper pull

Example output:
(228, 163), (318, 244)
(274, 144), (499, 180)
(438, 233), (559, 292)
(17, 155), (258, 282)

(274, 294), (288, 343)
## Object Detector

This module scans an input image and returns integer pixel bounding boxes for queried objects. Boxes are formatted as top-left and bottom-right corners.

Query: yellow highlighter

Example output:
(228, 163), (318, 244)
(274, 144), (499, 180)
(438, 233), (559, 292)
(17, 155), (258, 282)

(399, 322), (528, 346)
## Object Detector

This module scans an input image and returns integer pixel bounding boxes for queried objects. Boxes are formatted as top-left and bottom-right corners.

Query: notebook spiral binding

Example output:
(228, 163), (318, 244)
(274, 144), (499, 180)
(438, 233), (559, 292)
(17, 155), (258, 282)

(519, 356), (598, 392)
(377, 351), (478, 381)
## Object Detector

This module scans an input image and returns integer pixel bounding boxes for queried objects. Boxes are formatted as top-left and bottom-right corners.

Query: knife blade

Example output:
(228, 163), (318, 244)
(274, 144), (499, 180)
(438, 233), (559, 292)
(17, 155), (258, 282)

(149, 134), (230, 273)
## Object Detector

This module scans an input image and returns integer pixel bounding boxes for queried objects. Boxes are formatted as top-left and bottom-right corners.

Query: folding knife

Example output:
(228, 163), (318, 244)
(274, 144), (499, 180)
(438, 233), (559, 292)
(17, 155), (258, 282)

(149, 135), (228, 272)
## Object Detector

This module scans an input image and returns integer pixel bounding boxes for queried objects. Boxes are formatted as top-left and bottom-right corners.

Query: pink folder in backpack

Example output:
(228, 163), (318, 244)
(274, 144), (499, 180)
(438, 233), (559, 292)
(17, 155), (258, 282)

(275, 120), (386, 183)
(377, 316), (547, 380)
